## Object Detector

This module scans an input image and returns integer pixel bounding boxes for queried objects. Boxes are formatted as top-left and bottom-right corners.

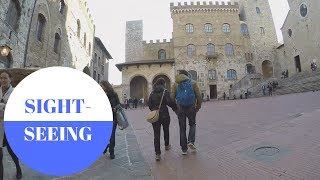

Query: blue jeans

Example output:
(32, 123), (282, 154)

(177, 105), (197, 151)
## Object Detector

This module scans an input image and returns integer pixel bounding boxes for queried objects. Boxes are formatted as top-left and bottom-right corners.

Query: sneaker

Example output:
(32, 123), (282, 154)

(155, 154), (161, 161)
(109, 154), (115, 160)
(188, 143), (196, 150)
(182, 150), (188, 155)
(165, 144), (171, 151)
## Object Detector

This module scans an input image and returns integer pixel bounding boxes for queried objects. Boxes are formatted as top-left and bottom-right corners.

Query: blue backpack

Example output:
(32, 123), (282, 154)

(176, 79), (196, 106)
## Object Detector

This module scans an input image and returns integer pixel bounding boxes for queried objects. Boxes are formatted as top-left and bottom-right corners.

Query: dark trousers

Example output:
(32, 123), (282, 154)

(177, 106), (197, 151)
(152, 119), (170, 155)
(104, 120), (117, 155)
(0, 141), (21, 179)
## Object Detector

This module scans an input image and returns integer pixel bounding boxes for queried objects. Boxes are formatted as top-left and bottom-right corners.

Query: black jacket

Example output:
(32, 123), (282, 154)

(148, 85), (177, 121)
(107, 91), (120, 122)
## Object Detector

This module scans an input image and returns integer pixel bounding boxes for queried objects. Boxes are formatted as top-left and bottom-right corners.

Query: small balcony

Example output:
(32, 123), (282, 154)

(206, 52), (218, 60)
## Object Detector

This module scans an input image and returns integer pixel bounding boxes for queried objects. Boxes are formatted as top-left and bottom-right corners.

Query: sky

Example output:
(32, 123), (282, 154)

(88, 0), (290, 85)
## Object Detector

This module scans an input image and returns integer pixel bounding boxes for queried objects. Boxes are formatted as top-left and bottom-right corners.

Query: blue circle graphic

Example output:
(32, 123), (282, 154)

(4, 67), (114, 176)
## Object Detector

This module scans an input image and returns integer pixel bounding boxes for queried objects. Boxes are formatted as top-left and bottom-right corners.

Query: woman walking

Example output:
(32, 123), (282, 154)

(0, 71), (22, 179)
(100, 80), (120, 159)
(148, 78), (177, 161)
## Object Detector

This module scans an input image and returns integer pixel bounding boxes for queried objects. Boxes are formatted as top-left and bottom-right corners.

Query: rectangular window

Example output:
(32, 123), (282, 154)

(260, 27), (265, 35)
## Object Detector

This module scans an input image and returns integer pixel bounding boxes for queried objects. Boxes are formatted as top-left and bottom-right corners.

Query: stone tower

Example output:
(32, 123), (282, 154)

(125, 20), (143, 62)
(237, 0), (279, 78)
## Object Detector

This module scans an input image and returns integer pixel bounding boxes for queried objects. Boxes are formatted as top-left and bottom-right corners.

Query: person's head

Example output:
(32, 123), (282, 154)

(178, 70), (189, 76)
(0, 71), (12, 88)
(100, 80), (114, 94)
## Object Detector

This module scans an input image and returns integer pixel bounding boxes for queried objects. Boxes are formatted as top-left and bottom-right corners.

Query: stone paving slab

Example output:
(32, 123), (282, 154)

(126, 91), (320, 180)
(2, 122), (153, 180)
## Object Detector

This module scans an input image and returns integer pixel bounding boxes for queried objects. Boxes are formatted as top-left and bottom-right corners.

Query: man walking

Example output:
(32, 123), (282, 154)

(171, 70), (202, 155)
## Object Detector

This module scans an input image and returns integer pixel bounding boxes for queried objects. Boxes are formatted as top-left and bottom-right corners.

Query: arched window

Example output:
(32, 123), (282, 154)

(84, 33), (86, 47)
(0, 54), (11, 68)
(185, 23), (194, 33)
(260, 27), (265, 35)
(222, 23), (231, 33)
(207, 43), (215, 55)
(187, 44), (196, 58)
(188, 70), (197, 81)
(227, 69), (237, 80)
(158, 49), (166, 60)
(240, 23), (249, 35)
(77, 20), (81, 38)
(204, 23), (213, 33)
(88, 43), (91, 54)
(225, 43), (234, 56)
(256, 7), (261, 15)
(54, 33), (61, 54)
(208, 69), (216, 80)
(6, 0), (21, 30)
(36, 14), (46, 41)
(59, 0), (65, 14)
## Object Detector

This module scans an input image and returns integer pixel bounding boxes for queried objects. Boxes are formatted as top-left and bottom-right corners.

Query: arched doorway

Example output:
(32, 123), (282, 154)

(262, 60), (273, 78)
(188, 70), (198, 81)
(246, 64), (256, 74)
(152, 74), (171, 92)
(83, 66), (91, 76)
(130, 76), (148, 100)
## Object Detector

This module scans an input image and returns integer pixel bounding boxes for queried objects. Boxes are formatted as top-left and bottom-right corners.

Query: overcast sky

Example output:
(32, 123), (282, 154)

(88, 0), (290, 85)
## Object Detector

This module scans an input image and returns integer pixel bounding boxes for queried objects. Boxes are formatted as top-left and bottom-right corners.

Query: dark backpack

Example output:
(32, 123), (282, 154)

(176, 79), (195, 106)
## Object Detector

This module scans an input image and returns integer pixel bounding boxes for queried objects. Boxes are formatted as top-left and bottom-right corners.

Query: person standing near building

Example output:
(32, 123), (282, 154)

(0, 71), (22, 179)
(100, 80), (120, 159)
(171, 70), (202, 155)
(148, 78), (177, 161)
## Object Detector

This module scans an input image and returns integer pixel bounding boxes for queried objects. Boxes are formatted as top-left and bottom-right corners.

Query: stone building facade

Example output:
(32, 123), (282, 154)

(117, 0), (279, 101)
(0, 0), (111, 81)
(91, 37), (112, 82)
(0, 0), (36, 68)
(278, 0), (320, 75)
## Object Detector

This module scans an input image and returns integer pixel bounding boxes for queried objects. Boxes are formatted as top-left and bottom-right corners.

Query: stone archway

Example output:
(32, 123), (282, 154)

(83, 66), (91, 76)
(152, 74), (171, 92)
(262, 60), (273, 78)
(130, 76), (148, 100)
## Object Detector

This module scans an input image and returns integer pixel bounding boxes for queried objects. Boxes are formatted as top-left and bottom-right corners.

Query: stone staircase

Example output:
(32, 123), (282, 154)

(248, 70), (320, 98)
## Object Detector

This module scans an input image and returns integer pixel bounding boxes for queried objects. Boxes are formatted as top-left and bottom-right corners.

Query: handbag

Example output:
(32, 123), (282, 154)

(115, 104), (129, 130)
(146, 90), (166, 123)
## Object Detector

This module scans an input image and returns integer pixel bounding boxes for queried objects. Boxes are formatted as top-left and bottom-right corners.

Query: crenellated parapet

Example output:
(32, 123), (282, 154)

(80, 0), (95, 29)
(170, 1), (239, 14)
(143, 39), (173, 44)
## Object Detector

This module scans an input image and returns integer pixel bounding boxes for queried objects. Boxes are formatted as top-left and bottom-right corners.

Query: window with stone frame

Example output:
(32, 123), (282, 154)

(84, 33), (87, 47)
(158, 49), (166, 60)
(187, 44), (196, 58)
(222, 23), (231, 33)
(227, 69), (237, 80)
(207, 43), (215, 55)
(225, 43), (234, 56)
(260, 27), (265, 35)
(208, 69), (216, 80)
(88, 43), (92, 55)
(240, 23), (249, 36)
(36, 14), (46, 42)
(54, 33), (61, 54)
(6, 0), (21, 31)
(204, 23), (213, 33)
(101, 65), (104, 75)
(77, 20), (81, 38)
(256, 7), (261, 15)
(300, 3), (307, 17)
(59, 0), (66, 14)
(185, 23), (194, 33)
(93, 70), (96, 80)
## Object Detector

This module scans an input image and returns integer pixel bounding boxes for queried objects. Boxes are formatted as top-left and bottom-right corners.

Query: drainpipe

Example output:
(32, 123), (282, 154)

(23, 0), (38, 68)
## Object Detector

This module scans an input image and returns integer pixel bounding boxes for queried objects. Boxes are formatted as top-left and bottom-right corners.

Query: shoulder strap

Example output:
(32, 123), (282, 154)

(158, 89), (166, 109)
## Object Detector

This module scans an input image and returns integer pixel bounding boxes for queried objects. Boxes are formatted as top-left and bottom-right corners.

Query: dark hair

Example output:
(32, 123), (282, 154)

(155, 78), (165, 86)
(178, 70), (189, 76)
(100, 80), (114, 95)
(1, 70), (12, 78)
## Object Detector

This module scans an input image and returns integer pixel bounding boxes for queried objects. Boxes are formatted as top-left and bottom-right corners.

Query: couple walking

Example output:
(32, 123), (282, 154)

(148, 70), (202, 161)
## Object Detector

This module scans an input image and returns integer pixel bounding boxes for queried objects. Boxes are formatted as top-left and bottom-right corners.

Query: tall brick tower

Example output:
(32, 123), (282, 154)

(125, 20), (143, 62)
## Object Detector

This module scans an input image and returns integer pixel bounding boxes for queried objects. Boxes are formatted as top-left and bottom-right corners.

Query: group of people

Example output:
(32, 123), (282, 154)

(262, 81), (278, 96)
(123, 97), (145, 109)
(148, 70), (202, 161)
(281, 70), (289, 79)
